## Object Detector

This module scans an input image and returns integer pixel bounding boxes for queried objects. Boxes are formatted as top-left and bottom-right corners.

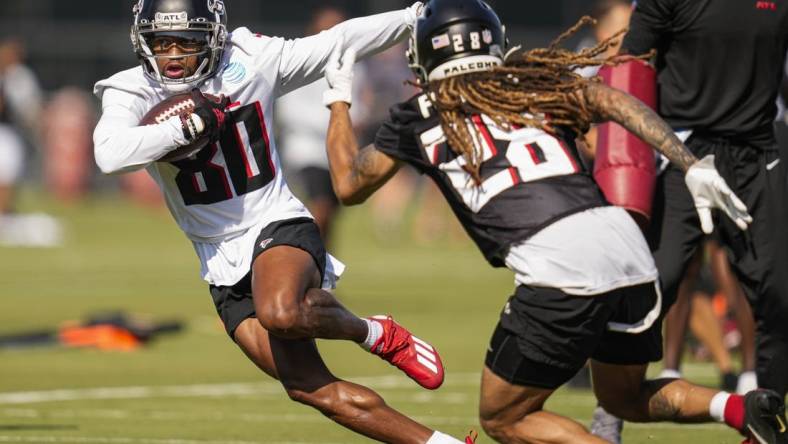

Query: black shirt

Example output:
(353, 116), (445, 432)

(622, 0), (788, 147)
(373, 94), (607, 267)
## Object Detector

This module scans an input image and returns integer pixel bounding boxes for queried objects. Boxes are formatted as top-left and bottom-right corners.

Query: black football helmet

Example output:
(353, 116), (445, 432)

(131, 0), (228, 92)
(407, 0), (507, 83)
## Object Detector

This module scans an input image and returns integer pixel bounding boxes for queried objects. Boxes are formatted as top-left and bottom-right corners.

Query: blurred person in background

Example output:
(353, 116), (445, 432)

(0, 37), (61, 247)
(576, 0), (634, 163)
(661, 239), (757, 393)
(622, 0), (788, 398)
(0, 91), (24, 217)
(578, 0), (756, 398)
(92, 1), (479, 443)
(41, 88), (96, 203)
(322, 1), (787, 443)
(576, 0), (633, 80)
(0, 38), (42, 140)
(277, 6), (366, 244)
(589, 1), (788, 442)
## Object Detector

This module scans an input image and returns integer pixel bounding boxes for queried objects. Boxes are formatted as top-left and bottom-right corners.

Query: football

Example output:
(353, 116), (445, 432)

(140, 92), (221, 162)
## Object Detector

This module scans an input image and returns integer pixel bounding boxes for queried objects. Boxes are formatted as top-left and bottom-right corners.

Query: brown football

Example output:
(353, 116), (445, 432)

(140, 93), (220, 162)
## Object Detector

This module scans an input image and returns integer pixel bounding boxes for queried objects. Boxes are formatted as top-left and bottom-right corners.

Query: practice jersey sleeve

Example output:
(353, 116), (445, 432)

(93, 88), (190, 174)
(373, 98), (431, 173)
(276, 8), (415, 97)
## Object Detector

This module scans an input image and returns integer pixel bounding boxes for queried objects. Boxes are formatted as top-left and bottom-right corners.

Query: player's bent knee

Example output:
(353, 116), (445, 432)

(256, 304), (302, 338)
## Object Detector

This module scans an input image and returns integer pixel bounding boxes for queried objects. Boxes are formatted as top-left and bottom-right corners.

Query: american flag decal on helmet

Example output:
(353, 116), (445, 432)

(432, 34), (451, 50)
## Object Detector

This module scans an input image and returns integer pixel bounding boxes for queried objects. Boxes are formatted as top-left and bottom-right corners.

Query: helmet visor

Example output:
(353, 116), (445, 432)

(142, 31), (210, 56)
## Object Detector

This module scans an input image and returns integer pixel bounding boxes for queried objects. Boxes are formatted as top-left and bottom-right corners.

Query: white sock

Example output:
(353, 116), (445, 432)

(737, 371), (758, 395)
(425, 431), (464, 444)
(709, 391), (731, 423)
(659, 368), (682, 379)
(360, 318), (383, 351)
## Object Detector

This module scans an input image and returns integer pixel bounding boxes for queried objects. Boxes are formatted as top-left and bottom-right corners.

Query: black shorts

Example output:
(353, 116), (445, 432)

(294, 166), (339, 205)
(209, 217), (327, 338)
(485, 282), (663, 390)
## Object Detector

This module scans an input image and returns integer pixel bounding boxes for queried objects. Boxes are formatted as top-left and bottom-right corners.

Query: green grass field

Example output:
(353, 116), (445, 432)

(0, 191), (744, 443)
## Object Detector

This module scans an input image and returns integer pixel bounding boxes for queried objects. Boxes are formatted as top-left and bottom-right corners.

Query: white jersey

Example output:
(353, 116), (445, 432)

(93, 9), (414, 285)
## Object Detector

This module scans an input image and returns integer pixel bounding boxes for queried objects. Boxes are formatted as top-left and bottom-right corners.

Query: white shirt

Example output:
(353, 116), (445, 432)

(0, 125), (24, 185)
(1, 63), (43, 132)
(276, 67), (367, 171)
(93, 9), (414, 285)
(505, 206), (658, 296)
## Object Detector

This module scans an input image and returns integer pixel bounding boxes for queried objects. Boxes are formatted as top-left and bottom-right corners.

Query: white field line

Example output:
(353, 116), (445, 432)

(0, 408), (476, 425)
(0, 373), (481, 405)
(0, 370), (731, 433)
(0, 408), (731, 431)
(0, 365), (720, 405)
(0, 407), (732, 432)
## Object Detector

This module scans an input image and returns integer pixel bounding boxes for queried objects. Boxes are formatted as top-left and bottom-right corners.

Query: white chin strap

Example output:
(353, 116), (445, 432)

(428, 55), (504, 81)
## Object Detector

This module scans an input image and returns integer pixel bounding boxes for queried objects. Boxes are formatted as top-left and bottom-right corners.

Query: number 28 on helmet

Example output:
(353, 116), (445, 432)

(407, 0), (508, 84)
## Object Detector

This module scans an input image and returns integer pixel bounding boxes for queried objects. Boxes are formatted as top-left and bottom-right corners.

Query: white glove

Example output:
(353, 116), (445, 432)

(323, 47), (356, 108)
(685, 155), (752, 234)
(405, 2), (425, 29)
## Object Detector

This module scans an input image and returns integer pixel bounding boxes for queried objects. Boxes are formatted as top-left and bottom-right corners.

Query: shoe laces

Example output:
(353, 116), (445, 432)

(375, 318), (409, 361)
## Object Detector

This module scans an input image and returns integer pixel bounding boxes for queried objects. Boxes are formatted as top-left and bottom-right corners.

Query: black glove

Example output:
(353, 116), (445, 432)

(190, 88), (230, 142)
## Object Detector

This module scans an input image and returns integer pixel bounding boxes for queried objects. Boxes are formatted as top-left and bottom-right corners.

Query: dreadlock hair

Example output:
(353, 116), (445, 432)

(424, 16), (649, 184)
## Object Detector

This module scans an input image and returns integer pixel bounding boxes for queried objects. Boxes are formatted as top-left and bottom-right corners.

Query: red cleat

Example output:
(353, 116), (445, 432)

(368, 315), (444, 390)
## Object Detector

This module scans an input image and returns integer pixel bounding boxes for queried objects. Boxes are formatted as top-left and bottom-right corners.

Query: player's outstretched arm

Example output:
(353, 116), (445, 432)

(277, 3), (423, 96)
(582, 82), (752, 233)
(582, 81), (696, 172)
(323, 49), (400, 205)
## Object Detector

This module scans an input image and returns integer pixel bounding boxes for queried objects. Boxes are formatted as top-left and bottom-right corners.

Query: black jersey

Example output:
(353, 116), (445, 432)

(373, 94), (607, 267)
(622, 0), (788, 147)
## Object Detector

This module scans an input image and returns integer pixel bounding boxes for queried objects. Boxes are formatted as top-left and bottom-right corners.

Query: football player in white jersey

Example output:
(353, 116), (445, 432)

(93, 1), (475, 443)
(322, 1), (787, 443)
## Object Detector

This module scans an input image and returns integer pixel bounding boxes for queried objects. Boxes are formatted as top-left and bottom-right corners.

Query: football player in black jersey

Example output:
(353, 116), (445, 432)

(320, 1), (787, 443)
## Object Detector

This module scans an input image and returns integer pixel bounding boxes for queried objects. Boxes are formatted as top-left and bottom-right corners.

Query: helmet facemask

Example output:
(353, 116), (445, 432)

(131, 0), (228, 93)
